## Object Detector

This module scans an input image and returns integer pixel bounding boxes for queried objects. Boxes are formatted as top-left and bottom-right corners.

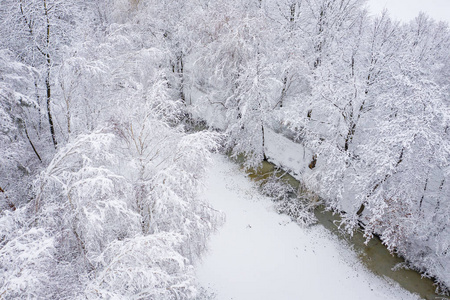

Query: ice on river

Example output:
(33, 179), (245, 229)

(196, 154), (420, 300)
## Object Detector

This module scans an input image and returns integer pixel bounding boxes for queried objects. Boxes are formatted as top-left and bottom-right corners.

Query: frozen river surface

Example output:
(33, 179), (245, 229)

(196, 154), (420, 300)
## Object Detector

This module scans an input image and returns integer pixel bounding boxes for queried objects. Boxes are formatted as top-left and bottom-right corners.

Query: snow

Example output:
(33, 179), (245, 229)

(264, 127), (312, 178)
(264, 126), (359, 213)
(197, 154), (420, 300)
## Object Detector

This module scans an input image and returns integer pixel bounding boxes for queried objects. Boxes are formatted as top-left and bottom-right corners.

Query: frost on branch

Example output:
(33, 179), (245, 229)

(86, 233), (197, 299)
(0, 222), (56, 299)
(260, 172), (318, 227)
(0, 123), (221, 298)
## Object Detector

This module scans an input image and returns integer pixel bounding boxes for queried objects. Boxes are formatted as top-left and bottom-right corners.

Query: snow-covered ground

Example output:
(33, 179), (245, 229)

(196, 154), (420, 300)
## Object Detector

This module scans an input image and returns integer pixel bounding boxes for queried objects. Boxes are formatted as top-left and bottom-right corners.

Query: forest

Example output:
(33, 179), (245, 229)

(0, 0), (449, 298)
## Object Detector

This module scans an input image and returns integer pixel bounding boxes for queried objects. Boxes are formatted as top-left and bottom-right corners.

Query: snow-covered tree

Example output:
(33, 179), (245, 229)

(0, 1), (223, 298)
(0, 0), (81, 148)
(194, 1), (283, 167)
(0, 50), (42, 210)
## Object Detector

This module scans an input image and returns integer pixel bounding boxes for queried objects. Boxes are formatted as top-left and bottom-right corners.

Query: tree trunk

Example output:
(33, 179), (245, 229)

(44, 0), (57, 148)
(359, 147), (405, 217)
(46, 71), (57, 148)
(261, 122), (267, 161)
(419, 177), (429, 212)
(177, 52), (185, 104)
(279, 75), (288, 108)
(25, 125), (42, 162)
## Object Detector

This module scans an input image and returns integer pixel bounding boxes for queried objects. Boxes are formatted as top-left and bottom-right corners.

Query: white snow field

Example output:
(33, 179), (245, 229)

(196, 154), (420, 300)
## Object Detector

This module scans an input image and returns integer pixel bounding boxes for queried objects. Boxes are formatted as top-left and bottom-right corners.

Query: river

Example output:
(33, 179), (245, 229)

(246, 159), (448, 300)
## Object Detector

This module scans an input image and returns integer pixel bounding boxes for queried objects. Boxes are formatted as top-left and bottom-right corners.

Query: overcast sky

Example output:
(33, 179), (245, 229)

(367, 0), (450, 24)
